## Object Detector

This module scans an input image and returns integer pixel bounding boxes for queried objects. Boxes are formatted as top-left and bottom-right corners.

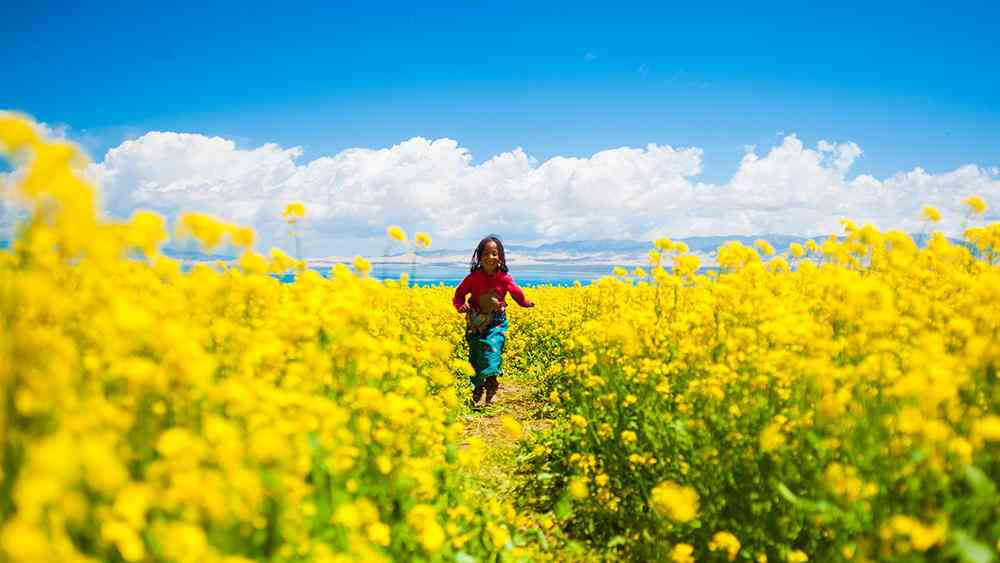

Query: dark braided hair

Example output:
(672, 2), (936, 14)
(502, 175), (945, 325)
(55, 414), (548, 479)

(470, 235), (509, 274)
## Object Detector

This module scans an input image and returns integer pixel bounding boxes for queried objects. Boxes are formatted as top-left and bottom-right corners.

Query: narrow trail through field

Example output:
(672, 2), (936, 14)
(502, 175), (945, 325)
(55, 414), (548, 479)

(460, 380), (548, 496)
(459, 382), (601, 561)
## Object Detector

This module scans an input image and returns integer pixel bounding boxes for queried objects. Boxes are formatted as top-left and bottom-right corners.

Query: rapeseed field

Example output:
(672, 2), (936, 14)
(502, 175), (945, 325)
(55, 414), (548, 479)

(3, 113), (999, 562)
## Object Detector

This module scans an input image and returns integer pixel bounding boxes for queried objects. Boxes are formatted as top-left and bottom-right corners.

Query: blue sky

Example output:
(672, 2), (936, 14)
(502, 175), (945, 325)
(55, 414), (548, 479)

(3, 1), (999, 253)
(6, 0), (999, 179)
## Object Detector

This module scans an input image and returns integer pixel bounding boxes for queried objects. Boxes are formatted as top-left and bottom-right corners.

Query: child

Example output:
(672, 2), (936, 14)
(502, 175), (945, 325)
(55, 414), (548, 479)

(453, 235), (534, 406)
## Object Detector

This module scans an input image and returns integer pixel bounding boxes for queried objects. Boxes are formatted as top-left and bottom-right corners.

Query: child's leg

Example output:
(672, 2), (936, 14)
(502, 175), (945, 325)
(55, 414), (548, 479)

(484, 376), (499, 404)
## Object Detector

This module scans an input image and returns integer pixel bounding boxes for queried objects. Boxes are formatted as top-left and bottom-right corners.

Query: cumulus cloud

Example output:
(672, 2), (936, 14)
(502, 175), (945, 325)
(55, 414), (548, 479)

(33, 130), (996, 255)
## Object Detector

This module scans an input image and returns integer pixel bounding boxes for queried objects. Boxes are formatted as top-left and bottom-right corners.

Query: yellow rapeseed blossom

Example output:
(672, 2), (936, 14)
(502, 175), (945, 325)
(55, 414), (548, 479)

(415, 231), (432, 248)
(649, 481), (699, 523)
(759, 420), (786, 452)
(671, 543), (695, 563)
(352, 255), (372, 276)
(922, 206), (942, 222)
(963, 195), (988, 215)
(366, 522), (391, 546)
(500, 415), (524, 440)
(881, 515), (947, 552)
(387, 225), (407, 243)
(709, 531), (741, 561)
(282, 202), (306, 221)
(971, 415), (1000, 445)
(754, 239), (775, 255)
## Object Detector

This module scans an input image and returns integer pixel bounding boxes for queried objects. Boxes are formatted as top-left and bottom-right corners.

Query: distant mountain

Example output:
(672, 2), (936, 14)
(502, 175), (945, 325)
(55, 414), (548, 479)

(508, 235), (820, 255)
(314, 234), (828, 267)
(2, 234), (967, 268)
(333, 232), (968, 268)
(161, 247), (237, 261)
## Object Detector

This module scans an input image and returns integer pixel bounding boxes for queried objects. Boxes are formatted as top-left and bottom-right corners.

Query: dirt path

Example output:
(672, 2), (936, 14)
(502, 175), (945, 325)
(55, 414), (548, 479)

(460, 380), (549, 495)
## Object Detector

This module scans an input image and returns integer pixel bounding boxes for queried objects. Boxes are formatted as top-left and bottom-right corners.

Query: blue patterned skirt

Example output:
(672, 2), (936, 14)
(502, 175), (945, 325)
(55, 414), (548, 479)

(465, 309), (507, 387)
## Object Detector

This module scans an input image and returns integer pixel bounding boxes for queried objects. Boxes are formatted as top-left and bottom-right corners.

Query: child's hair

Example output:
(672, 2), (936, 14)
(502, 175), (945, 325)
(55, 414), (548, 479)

(470, 235), (509, 274)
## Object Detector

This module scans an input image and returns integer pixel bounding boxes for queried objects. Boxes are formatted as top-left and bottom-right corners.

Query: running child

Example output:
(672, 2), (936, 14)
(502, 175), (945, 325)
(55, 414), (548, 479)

(453, 235), (534, 406)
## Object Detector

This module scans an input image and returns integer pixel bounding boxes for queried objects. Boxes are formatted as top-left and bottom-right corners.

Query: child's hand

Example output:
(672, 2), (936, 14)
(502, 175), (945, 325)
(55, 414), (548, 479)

(457, 303), (470, 313)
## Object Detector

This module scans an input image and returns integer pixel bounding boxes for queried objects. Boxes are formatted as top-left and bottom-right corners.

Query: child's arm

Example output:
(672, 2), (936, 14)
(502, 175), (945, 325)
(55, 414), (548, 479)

(453, 274), (473, 312)
(506, 278), (534, 308)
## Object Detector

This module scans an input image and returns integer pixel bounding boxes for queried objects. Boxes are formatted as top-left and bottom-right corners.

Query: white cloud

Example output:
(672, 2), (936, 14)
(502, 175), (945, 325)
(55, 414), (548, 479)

(10, 130), (992, 256)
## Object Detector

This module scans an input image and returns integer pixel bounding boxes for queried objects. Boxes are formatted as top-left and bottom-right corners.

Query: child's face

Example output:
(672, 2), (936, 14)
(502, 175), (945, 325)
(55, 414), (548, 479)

(481, 241), (501, 274)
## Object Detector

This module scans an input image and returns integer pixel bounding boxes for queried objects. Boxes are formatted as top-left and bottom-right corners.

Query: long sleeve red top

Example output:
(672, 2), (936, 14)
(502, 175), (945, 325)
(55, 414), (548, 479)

(452, 270), (530, 312)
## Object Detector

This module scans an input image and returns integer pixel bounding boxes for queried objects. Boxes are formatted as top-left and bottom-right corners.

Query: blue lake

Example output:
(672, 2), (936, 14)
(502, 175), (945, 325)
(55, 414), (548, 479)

(273, 263), (719, 286)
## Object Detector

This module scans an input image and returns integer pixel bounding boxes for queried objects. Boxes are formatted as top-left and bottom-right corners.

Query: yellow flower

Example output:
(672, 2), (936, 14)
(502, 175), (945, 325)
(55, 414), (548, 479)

(671, 543), (695, 563)
(760, 420), (786, 452)
(922, 206), (942, 222)
(570, 414), (587, 429)
(569, 477), (589, 499)
(620, 430), (637, 445)
(709, 531), (741, 561)
(415, 231), (432, 248)
(176, 212), (228, 250)
(972, 415), (1000, 445)
(883, 515), (947, 551)
(353, 255), (372, 276)
(1, 519), (50, 561)
(500, 415), (523, 439)
(420, 521), (446, 553)
(487, 521), (511, 549)
(963, 195), (988, 215)
(754, 239), (776, 255)
(407, 504), (445, 552)
(230, 225), (256, 248)
(789, 242), (805, 258)
(387, 225), (407, 243)
(366, 522), (391, 546)
(126, 210), (168, 256)
(613, 266), (629, 277)
(649, 481), (699, 523)
(787, 550), (808, 562)
(282, 202), (306, 221)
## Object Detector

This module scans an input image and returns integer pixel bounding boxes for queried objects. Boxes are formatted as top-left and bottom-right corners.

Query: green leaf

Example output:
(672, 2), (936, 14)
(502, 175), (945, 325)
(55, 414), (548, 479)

(964, 465), (998, 501)
(949, 529), (996, 563)
(554, 493), (574, 520)
(607, 535), (628, 548)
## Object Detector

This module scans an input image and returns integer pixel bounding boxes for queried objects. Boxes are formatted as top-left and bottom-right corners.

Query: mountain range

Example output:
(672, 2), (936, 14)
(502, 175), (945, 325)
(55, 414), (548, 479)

(310, 235), (824, 267)
(2, 234), (958, 268)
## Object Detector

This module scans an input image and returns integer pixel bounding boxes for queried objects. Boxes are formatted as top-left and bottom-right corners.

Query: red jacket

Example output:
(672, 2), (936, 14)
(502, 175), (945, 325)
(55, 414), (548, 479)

(452, 269), (530, 312)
